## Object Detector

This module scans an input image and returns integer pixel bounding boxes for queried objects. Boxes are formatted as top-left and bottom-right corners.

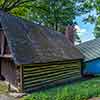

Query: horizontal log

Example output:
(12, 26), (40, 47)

(23, 66), (80, 77)
(23, 63), (81, 71)
(24, 75), (81, 92)
(23, 68), (80, 81)
(23, 70), (80, 83)
(24, 72), (81, 89)
(23, 61), (81, 68)
(22, 61), (81, 92)
(24, 71), (80, 86)
(24, 65), (80, 73)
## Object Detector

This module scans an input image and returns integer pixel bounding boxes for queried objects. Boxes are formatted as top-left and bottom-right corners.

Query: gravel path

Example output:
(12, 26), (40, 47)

(0, 94), (17, 100)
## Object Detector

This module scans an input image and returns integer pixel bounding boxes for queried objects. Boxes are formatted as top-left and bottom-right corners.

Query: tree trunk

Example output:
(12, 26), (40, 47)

(55, 22), (58, 31)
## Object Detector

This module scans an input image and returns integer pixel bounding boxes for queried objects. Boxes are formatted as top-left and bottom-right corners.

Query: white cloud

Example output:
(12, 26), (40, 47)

(75, 25), (95, 42)
(75, 25), (87, 33)
(80, 29), (87, 33)
(75, 25), (80, 32)
(75, 25), (87, 37)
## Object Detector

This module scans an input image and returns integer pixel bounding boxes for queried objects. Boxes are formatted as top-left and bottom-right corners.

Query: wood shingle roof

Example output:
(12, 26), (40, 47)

(0, 10), (83, 64)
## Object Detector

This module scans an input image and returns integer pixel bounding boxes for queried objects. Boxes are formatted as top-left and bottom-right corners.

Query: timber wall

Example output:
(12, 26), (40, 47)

(1, 58), (17, 86)
(22, 60), (82, 92)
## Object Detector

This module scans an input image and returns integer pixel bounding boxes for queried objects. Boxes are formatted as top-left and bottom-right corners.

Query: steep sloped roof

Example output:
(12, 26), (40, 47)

(0, 10), (83, 64)
(77, 38), (100, 62)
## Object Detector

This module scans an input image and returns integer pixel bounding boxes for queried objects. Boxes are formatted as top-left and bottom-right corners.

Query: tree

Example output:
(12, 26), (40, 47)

(26, 0), (84, 32)
(80, 0), (100, 38)
(94, 0), (100, 38)
(94, 16), (100, 37)
(26, 0), (88, 44)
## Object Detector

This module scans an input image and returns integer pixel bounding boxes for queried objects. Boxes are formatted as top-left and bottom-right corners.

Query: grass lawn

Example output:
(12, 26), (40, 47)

(0, 81), (8, 94)
(21, 77), (100, 100)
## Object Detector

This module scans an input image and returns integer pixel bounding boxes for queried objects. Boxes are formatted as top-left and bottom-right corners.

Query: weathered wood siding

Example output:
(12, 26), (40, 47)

(22, 60), (82, 92)
(0, 32), (2, 54)
(0, 31), (4, 55)
(1, 58), (17, 86)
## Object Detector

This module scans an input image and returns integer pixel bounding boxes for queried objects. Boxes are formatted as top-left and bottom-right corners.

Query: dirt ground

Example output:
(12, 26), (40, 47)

(89, 97), (100, 100)
(0, 81), (17, 100)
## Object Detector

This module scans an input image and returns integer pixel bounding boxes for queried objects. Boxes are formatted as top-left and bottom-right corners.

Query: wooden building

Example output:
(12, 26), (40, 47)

(77, 38), (100, 76)
(0, 10), (84, 92)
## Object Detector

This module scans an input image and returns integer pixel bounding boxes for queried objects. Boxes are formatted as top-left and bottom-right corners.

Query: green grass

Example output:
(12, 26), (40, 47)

(21, 77), (100, 100)
(0, 81), (8, 94)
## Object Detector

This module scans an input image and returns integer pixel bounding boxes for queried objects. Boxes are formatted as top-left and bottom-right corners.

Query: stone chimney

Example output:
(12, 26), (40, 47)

(65, 24), (76, 45)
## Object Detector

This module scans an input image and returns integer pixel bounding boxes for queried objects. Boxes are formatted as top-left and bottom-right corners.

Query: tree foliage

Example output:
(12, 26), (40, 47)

(94, 16), (100, 37)
(0, 0), (36, 16)
(94, 0), (100, 37)
(26, 0), (86, 32)
(80, 0), (100, 38)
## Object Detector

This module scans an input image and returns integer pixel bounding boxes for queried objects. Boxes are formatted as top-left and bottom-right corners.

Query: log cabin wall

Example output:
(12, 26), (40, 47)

(16, 65), (24, 92)
(0, 27), (18, 89)
(0, 24), (2, 54)
(0, 33), (1, 54)
(1, 58), (17, 86)
(0, 27), (17, 86)
(21, 60), (82, 92)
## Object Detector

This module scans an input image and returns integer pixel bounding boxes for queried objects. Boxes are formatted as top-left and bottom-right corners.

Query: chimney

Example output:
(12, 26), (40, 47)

(64, 24), (76, 45)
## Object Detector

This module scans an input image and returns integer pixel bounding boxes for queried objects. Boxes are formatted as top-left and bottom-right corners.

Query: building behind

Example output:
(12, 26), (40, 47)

(77, 38), (100, 75)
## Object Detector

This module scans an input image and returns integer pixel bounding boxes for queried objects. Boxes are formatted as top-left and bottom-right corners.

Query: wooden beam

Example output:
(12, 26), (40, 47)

(1, 32), (5, 55)
(20, 65), (24, 92)
(0, 58), (1, 76)
(15, 65), (21, 92)
(23, 60), (81, 67)
(0, 58), (5, 81)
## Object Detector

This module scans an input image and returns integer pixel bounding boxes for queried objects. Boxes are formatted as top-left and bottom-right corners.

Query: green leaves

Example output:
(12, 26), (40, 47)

(83, 15), (96, 24)
(26, 0), (78, 32)
(0, 0), (36, 12)
(94, 16), (100, 37)
(78, 0), (100, 38)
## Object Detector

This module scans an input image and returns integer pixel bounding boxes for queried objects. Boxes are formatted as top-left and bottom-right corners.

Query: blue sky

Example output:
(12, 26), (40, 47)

(75, 10), (96, 42)
(76, 16), (95, 42)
